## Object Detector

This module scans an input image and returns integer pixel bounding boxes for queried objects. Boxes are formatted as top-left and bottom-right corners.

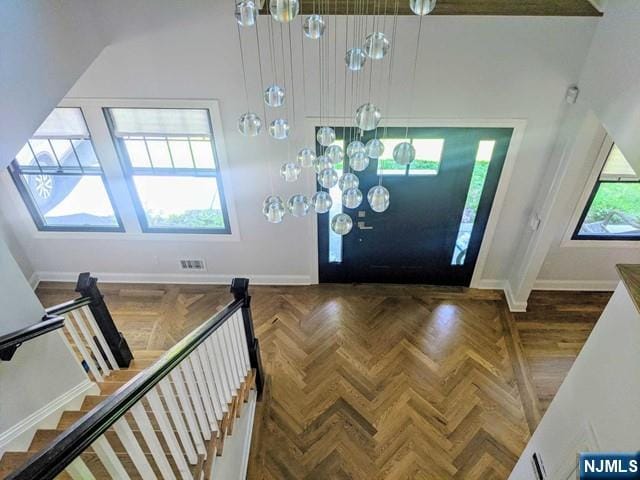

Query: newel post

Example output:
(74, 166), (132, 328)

(231, 278), (265, 399)
(76, 272), (133, 368)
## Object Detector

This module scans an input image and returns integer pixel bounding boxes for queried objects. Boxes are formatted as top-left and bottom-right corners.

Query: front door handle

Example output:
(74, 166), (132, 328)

(357, 221), (373, 230)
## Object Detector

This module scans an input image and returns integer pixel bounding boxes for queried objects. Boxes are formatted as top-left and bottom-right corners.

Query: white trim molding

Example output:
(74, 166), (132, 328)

(533, 279), (618, 291)
(0, 379), (98, 457)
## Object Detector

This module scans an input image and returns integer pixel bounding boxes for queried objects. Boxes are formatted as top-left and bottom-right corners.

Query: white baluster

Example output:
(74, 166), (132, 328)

(147, 388), (193, 480)
(64, 457), (96, 480)
(221, 322), (241, 390)
(180, 362), (213, 440)
(196, 346), (224, 421)
(93, 435), (131, 479)
(131, 402), (177, 480)
(71, 309), (111, 377)
(113, 417), (156, 480)
(159, 377), (199, 464)
(207, 334), (233, 404)
(232, 312), (251, 373)
(203, 340), (229, 415)
(81, 305), (120, 371)
(189, 356), (217, 432)
(64, 314), (103, 382)
(226, 313), (246, 383)
(169, 369), (208, 453)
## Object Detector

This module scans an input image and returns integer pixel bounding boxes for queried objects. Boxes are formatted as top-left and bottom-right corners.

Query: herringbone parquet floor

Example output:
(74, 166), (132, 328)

(35, 282), (604, 480)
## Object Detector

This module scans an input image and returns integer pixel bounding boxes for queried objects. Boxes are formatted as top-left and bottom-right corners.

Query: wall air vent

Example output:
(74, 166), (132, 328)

(179, 259), (207, 271)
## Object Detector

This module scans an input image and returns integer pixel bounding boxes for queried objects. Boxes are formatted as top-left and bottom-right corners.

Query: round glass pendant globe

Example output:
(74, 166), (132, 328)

(238, 112), (262, 136)
(268, 118), (290, 140)
(338, 172), (359, 191)
(331, 213), (353, 235)
(355, 103), (382, 131)
(263, 196), (286, 223)
(287, 194), (310, 217)
(311, 190), (333, 213)
(303, 14), (325, 39)
(280, 161), (301, 182)
(364, 32), (390, 60)
(365, 138), (385, 159)
(263, 194), (284, 208)
(345, 48), (366, 71)
(346, 140), (365, 158)
(409, 0), (436, 15)
(235, 0), (257, 26)
(297, 147), (316, 168)
(349, 152), (370, 172)
(318, 168), (338, 189)
(342, 187), (363, 209)
(393, 141), (416, 165)
(367, 185), (390, 213)
(325, 144), (344, 165)
(313, 155), (332, 173)
(264, 85), (285, 107)
(316, 126), (336, 147)
(269, 0), (299, 22)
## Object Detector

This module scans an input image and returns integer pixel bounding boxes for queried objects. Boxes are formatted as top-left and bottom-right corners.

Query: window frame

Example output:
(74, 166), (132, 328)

(566, 136), (640, 244)
(7, 108), (124, 233)
(104, 106), (232, 235)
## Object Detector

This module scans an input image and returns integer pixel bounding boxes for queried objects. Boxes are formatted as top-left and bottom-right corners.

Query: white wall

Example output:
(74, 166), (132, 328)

(0, 2), (599, 286)
(509, 282), (640, 479)
(0, 0), (108, 168)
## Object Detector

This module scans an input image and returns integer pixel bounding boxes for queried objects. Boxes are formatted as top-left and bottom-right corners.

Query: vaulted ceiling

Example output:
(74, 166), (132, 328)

(273, 0), (601, 16)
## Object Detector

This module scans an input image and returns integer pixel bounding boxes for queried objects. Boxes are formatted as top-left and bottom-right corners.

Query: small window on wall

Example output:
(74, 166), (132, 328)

(8, 108), (122, 231)
(573, 144), (640, 240)
(105, 108), (230, 233)
(376, 137), (443, 176)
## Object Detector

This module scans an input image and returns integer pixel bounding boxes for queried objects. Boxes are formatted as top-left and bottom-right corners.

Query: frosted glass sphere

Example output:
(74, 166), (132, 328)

(268, 118), (290, 140)
(280, 161), (301, 182)
(409, 0), (436, 15)
(325, 145), (344, 165)
(316, 126), (336, 147)
(349, 152), (369, 172)
(264, 85), (285, 107)
(393, 141), (416, 165)
(345, 48), (366, 71)
(303, 14), (325, 39)
(297, 147), (316, 168)
(355, 103), (382, 131)
(311, 190), (333, 214)
(367, 185), (390, 213)
(235, 1), (257, 26)
(238, 112), (262, 136)
(263, 195), (286, 223)
(364, 32), (390, 60)
(342, 187), (363, 209)
(365, 138), (385, 159)
(318, 168), (339, 189)
(287, 194), (310, 217)
(313, 155), (332, 173)
(269, 0), (299, 22)
(331, 213), (353, 235)
(338, 172), (359, 191)
(346, 140), (365, 158)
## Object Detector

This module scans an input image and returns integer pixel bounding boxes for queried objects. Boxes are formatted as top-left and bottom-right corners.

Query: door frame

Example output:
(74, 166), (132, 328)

(304, 116), (527, 287)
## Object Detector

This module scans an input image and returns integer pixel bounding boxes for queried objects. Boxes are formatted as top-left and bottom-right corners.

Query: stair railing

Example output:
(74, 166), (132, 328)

(6, 277), (264, 480)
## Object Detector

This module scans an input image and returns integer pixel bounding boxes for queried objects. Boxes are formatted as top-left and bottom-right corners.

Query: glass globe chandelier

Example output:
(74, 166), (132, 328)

(325, 144), (344, 165)
(268, 118), (290, 139)
(368, 185), (390, 213)
(297, 148), (316, 168)
(331, 213), (353, 235)
(363, 32), (390, 60)
(287, 194), (310, 216)
(393, 141), (416, 165)
(311, 191), (332, 213)
(346, 140), (365, 158)
(349, 152), (369, 172)
(269, 0), (299, 23)
(318, 168), (339, 189)
(342, 187), (363, 209)
(338, 172), (359, 191)
(355, 103), (382, 131)
(409, 0), (437, 15)
(366, 138), (385, 159)
(316, 126), (336, 147)
(345, 48), (366, 71)
(264, 85), (285, 107)
(280, 162), (301, 182)
(313, 155), (332, 173)
(238, 112), (262, 136)
(303, 14), (325, 39)
(263, 195), (286, 223)
(235, 1), (257, 27)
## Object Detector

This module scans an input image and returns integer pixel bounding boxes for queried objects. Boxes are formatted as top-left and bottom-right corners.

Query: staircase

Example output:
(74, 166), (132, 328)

(0, 277), (264, 480)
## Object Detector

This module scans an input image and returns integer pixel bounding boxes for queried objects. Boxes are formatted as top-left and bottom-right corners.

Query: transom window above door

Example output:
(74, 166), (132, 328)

(105, 107), (231, 234)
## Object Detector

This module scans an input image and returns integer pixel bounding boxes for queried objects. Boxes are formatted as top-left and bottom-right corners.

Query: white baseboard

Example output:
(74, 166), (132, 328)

(533, 279), (618, 291)
(0, 379), (98, 457)
(504, 281), (528, 312)
(33, 271), (313, 286)
(472, 279), (505, 290)
(28, 271), (40, 290)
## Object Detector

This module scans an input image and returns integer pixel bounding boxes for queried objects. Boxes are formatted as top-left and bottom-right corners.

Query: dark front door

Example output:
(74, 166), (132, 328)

(318, 126), (512, 286)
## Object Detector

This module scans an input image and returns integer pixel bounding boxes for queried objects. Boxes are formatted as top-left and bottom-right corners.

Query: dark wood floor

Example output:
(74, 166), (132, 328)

(35, 282), (610, 479)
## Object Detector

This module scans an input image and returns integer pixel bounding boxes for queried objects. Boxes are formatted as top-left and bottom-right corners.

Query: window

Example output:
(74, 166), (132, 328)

(105, 108), (230, 233)
(573, 144), (640, 240)
(376, 137), (443, 176)
(8, 108), (122, 231)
